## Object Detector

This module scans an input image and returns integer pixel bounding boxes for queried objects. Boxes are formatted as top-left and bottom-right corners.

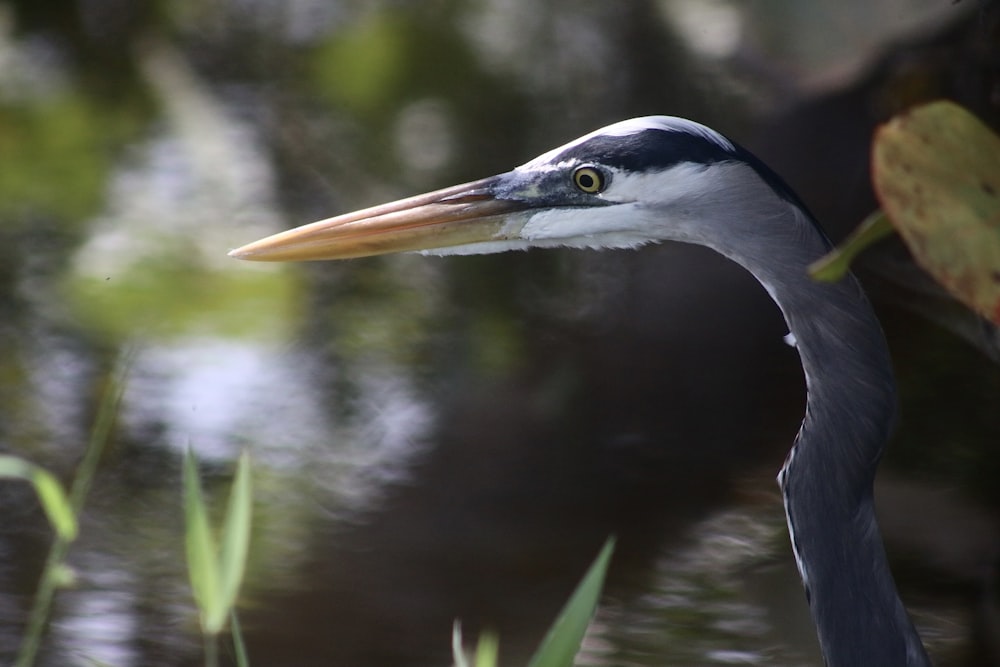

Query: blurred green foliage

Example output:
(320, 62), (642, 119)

(313, 12), (412, 116)
(65, 256), (299, 341)
(0, 92), (145, 221)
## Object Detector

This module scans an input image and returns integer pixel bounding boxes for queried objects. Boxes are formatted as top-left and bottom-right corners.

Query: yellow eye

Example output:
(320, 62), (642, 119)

(572, 166), (606, 193)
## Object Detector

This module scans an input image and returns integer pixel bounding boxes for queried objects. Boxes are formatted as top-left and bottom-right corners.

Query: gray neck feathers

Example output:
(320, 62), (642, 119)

(771, 252), (929, 667)
(686, 166), (932, 666)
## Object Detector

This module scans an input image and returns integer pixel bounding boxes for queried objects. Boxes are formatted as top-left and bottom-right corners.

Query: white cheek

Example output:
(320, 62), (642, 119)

(520, 205), (661, 250)
(603, 162), (712, 205)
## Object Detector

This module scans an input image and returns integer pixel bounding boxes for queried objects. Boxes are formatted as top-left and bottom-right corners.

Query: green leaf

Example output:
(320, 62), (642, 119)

(0, 455), (33, 478)
(218, 451), (253, 616)
(13, 359), (127, 667)
(527, 537), (615, 667)
(809, 211), (895, 282)
(32, 467), (79, 542)
(231, 611), (251, 667)
(183, 448), (254, 638)
(0, 455), (78, 541)
(49, 563), (78, 589)
(474, 631), (499, 667)
(873, 100), (1000, 324)
(450, 619), (499, 667)
(183, 447), (222, 634)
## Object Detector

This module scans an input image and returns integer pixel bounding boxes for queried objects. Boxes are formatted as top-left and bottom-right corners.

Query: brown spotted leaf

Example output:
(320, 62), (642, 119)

(872, 100), (1000, 324)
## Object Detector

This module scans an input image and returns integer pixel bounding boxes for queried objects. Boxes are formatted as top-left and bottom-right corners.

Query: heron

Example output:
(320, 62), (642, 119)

(230, 116), (932, 666)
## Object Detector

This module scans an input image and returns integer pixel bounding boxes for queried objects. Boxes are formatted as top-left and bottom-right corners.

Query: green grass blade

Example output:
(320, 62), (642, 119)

(0, 456), (78, 543)
(15, 356), (128, 667)
(0, 455), (34, 478)
(474, 631), (499, 667)
(218, 451), (253, 614)
(31, 466), (79, 541)
(183, 447), (222, 634)
(451, 621), (499, 667)
(231, 611), (250, 667)
(526, 537), (615, 667)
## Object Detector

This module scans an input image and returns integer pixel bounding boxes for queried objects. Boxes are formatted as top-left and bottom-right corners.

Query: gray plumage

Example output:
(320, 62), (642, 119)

(230, 115), (934, 666)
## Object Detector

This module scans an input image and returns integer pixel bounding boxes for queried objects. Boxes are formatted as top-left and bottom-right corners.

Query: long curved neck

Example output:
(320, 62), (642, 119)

(703, 191), (932, 666)
(772, 267), (930, 667)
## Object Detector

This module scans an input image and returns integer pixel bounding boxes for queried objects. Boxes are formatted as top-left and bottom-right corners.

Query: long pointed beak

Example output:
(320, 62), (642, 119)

(229, 176), (529, 261)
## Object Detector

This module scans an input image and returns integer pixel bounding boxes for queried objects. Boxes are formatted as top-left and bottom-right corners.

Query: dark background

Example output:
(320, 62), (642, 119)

(0, 1), (998, 666)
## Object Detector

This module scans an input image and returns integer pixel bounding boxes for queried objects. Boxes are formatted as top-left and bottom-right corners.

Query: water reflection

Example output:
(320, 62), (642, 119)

(0, 1), (997, 666)
(585, 507), (815, 667)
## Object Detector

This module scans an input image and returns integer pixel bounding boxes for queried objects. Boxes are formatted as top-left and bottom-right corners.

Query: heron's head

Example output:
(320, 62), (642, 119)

(230, 116), (806, 262)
